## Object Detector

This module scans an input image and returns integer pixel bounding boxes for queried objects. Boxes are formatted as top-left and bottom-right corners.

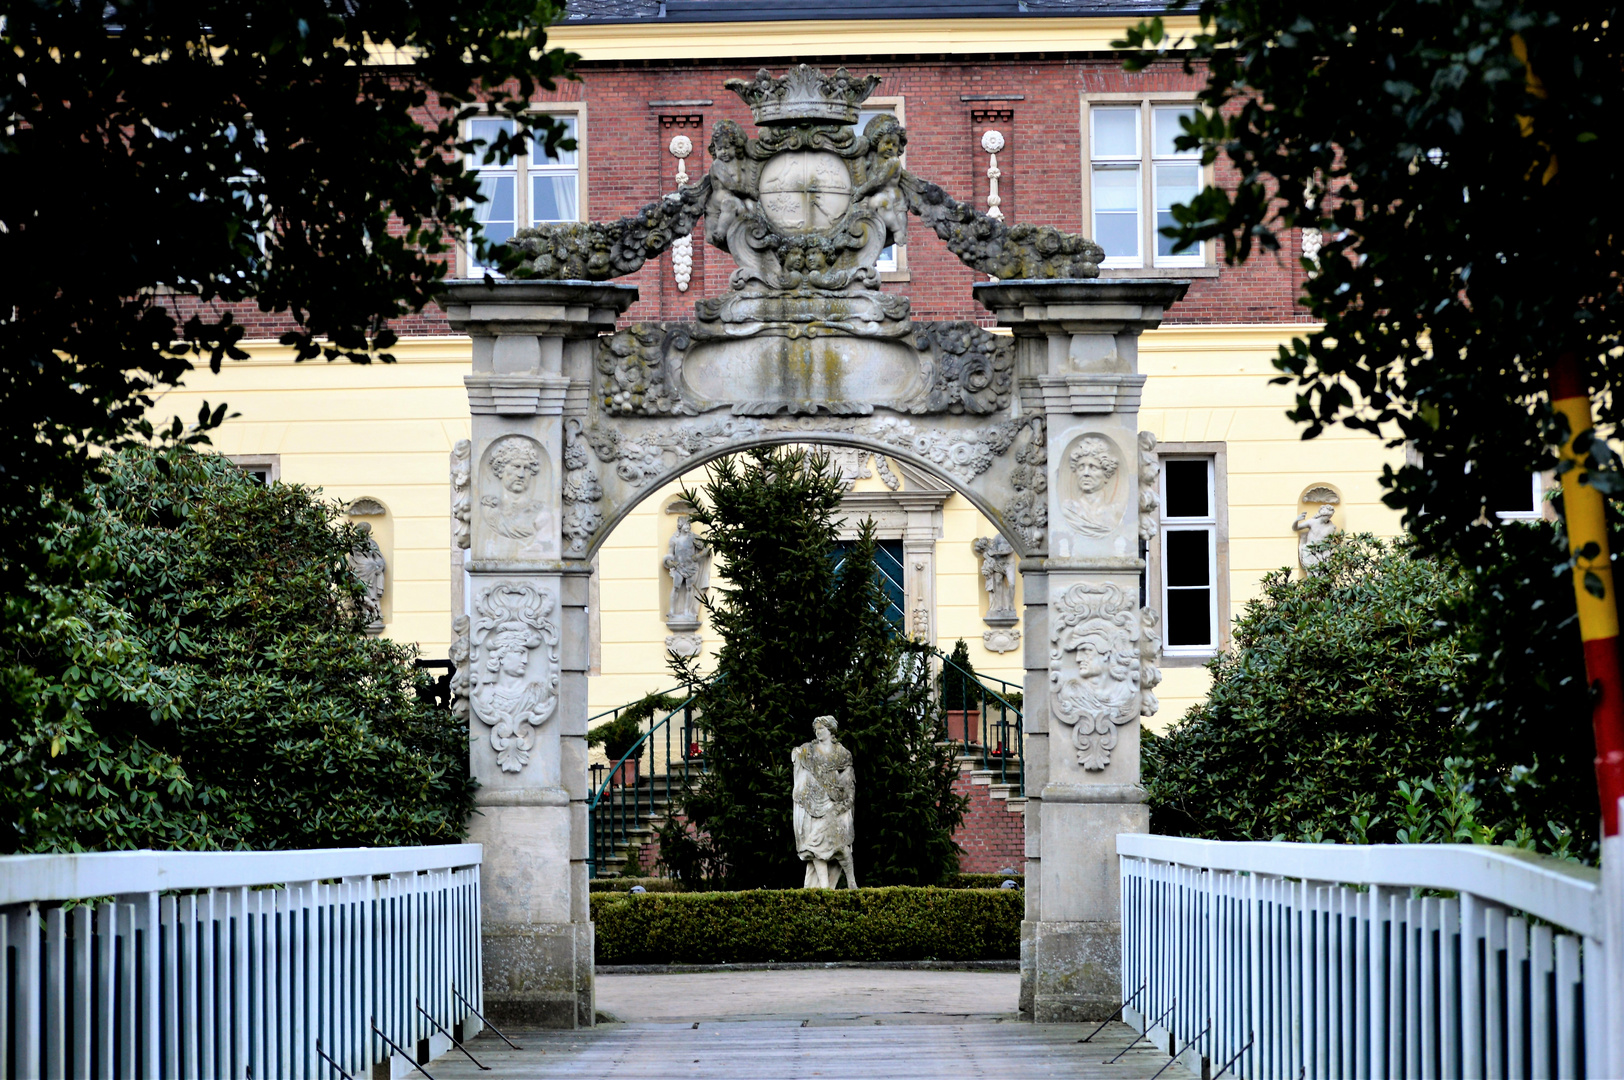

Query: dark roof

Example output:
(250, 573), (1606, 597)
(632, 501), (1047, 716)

(564, 0), (1174, 23)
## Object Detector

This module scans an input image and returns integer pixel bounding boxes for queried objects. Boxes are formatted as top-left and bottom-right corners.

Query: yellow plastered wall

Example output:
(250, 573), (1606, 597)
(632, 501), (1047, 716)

(149, 324), (1405, 725)
(1139, 325), (1405, 724)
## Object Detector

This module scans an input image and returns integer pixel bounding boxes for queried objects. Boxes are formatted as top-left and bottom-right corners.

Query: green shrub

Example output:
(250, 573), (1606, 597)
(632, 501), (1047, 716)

(1, 446), (474, 853)
(1145, 531), (1596, 861)
(658, 447), (964, 890)
(939, 639), (980, 711)
(590, 886), (1021, 964)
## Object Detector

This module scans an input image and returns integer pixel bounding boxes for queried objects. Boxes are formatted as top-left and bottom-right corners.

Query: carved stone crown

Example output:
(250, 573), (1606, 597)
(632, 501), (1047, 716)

(724, 65), (882, 126)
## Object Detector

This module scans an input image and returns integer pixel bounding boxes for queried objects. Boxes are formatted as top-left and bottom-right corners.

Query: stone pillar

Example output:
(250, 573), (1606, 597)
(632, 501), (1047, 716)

(442, 280), (638, 1029)
(974, 279), (1188, 1023)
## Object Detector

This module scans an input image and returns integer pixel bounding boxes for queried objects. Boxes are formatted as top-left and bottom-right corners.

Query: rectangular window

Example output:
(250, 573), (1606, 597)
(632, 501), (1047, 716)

(1150, 444), (1229, 662)
(1083, 98), (1208, 271)
(1490, 470), (1546, 521)
(227, 454), (280, 484)
(465, 113), (583, 274)
(854, 104), (906, 275)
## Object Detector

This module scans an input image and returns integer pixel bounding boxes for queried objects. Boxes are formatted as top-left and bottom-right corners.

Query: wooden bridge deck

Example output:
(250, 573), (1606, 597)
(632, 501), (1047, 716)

(428, 970), (1182, 1080)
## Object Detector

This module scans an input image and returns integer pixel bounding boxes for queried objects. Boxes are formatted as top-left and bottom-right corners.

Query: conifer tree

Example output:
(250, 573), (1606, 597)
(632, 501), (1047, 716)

(659, 447), (964, 889)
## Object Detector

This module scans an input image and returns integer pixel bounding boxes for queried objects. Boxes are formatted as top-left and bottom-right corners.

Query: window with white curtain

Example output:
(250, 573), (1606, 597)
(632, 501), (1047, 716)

(465, 114), (582, 273)
(1085, 99), (1206, 270)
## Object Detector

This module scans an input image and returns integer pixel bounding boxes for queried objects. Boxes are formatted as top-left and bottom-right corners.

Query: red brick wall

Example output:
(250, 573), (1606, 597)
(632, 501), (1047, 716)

(950, 768), (1026, 874)
(159, 53), (1308, 340)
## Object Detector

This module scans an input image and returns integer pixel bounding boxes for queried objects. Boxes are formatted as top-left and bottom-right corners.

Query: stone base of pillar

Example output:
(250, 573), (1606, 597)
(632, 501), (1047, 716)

(1023, 919), (1124, 1022)
(481, 921), (595, 1028)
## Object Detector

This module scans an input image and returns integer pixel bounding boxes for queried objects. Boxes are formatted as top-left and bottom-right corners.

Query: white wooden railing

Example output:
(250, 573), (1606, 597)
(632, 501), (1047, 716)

(0, 844), (483, 1080)
(1118, 834), (1616, 1080)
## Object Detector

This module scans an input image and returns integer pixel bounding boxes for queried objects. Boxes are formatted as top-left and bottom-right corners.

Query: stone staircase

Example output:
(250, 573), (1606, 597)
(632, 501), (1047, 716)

(957, 751), (1027, 815)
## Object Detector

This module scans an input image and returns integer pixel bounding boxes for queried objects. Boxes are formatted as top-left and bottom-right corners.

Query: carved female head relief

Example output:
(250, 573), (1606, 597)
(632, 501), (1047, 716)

(1060, 433), (1127, 539)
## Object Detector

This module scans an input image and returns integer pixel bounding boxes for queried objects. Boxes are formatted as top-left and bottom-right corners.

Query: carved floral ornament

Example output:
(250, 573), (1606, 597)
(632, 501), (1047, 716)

(1048, 582), (1162, 771)
(455, 582), (561, 773)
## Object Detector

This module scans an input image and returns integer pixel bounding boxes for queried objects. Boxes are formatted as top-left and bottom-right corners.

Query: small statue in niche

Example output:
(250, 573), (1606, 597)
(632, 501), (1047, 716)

(1060, 435), (1122, 538)
(973, 534), (1017, 620)
(663, 516), (711, 630)
(348, 522), (386, 632)
(1293, 504), (1340, 570)
(792, 715), (857, 890)
(482, 436), (554, 557)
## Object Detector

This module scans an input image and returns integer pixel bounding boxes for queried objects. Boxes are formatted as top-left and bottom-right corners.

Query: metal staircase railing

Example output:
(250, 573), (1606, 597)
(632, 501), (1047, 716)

(934, 647), (1025, 796)
(586, 691), (706, 878)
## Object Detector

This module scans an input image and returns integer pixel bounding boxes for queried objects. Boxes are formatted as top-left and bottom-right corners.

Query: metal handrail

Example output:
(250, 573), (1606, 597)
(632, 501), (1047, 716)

(933, 646), (1025, 797)
(586, 691), (705, 878)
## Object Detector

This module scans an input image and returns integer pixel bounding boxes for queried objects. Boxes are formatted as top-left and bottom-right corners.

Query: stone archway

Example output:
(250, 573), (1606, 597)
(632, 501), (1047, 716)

(443, 65), (1188, 1029)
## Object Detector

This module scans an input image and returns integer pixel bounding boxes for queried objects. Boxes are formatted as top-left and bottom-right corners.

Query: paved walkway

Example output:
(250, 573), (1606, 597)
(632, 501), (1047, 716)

(429, 970), (1180, 1079)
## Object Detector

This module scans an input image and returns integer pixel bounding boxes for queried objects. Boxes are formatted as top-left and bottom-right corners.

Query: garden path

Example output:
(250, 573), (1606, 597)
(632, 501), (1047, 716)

(428, 971), (1182, 1079)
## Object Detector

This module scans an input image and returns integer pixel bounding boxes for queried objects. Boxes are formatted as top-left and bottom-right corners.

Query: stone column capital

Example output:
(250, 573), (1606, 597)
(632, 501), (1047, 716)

(442, 279), (639, 339)
(971, 279), (1190, 337)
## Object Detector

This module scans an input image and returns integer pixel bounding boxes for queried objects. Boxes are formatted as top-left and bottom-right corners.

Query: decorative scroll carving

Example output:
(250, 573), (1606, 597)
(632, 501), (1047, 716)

(983, 627), (1021, 654)
(1049, 582), (1159, 771)
(451, 439), (472, 550)
(900, 172), (1102, 280)
(468, 582), (560, 773)
(347, 496), (387, 516)
(449, 614), (471, 723)
(665, 632), (703, 658)
(562, 420), (603, 558)
(914, 323), (1014, 415)
(595, 324), (694, 417)
(1137, 431), (1162, 543)
(1003, 416), (1048, 553)
(509, 180), (711, 281)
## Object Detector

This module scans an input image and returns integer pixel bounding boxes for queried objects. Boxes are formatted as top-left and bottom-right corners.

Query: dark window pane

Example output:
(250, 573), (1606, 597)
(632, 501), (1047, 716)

(1485, 468), (1537, 515)
(1164, 529), (1210, 587)
(1163, 459), (1209, 518)
(1166, 588), (1212, 647)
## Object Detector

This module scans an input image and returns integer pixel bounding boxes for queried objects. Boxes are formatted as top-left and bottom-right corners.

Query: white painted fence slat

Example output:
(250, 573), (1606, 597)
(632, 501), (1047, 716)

(1118, 837), (1613, 1080)
(0, 844), (480, 1079)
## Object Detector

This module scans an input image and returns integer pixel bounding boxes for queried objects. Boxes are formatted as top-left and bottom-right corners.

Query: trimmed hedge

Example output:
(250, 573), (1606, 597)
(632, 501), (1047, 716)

(591, 886), (1021, 964)
(590, 872), (1021, 894)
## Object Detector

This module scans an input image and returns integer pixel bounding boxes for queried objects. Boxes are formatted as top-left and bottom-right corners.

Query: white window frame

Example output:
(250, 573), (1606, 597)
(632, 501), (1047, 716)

(461, 104), (588, 276)
(854, 98), (908, 281)
(1147, 443), (1230, 664)
(1493, 472), (1549, 522)
(1080, 94), (1215, 275)
(227, 454), (281, 484)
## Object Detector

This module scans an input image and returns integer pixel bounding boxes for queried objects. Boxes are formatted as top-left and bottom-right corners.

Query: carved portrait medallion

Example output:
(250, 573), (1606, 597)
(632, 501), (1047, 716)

(1059, 432), (1129, 539)
(758, 151), (853, 233)
(1048, 581), (1159, 771)
(478, 435), (557, 561)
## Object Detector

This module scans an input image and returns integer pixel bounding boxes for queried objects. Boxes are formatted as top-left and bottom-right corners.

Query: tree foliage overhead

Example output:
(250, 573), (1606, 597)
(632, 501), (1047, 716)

(0, 0), (575, 591)
(1144, 533), (1596, 861)
(1, 448), (475, 853)
(657, 448), (966, 890)
(1120, 1), (1621, 548)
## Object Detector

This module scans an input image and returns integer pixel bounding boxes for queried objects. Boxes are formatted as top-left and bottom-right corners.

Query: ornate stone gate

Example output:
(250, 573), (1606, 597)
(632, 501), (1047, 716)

(444, 66), (1187, 1027)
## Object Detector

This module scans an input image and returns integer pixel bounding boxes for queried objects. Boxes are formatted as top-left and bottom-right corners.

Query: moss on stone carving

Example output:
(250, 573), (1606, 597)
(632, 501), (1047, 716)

(507, 179), (712, 281)
(901, 172), (1103, 280)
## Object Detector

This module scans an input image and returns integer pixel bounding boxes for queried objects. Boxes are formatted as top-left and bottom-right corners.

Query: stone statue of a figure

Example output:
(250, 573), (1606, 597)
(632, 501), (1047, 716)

(663, 516), (710, 627)
(348, 522), (386, 632)
(973, 534), (1017, 618)
(1293, 504), (1339, 569)
(1061, 436), (1121, 537)
(792, 715), (857, 889)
